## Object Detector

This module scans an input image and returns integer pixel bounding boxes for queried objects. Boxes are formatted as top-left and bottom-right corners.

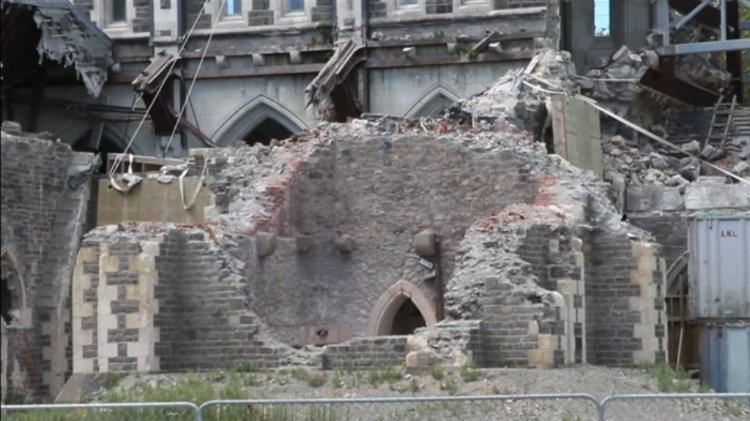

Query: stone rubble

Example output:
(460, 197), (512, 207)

(451, 46), (748, 188)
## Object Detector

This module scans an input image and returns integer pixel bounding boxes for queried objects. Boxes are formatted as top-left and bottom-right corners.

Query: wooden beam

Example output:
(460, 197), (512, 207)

(365, 50), (535, 70)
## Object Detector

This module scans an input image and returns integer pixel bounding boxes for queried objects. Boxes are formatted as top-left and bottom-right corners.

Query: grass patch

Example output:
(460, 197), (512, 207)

(440, 378), (457, 395)
(331, 370), (343, 388)
(645, 363), (693, 393)
(430, 363), (445, 381)
(460, 364), (479, 382)
(308, 373), (327, 388)
(408, 378), (420, 394)
(102, 373), (128, 390)
(290, 367), (310, 381)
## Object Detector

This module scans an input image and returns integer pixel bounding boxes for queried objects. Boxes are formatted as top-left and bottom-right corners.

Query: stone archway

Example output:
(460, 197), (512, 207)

(0, 251), (25, 327)
(367, 280), (437, 336)
(211, 95), (309, 147)
(404, 86), (461, 118)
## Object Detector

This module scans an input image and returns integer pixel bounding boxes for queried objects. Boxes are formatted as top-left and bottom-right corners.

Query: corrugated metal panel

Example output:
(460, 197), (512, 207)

(700, 324), (750, 393)
(688, 214), (750, 319)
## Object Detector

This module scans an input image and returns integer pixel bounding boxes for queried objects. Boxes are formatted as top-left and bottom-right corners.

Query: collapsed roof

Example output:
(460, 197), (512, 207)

(1, 0), (112, 97)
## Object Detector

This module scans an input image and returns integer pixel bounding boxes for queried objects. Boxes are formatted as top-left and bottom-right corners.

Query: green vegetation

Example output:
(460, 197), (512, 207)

(102, 373), (127, 390)
(460, 363), (480, 382)
(645, 363), (693, 393)
(307, 373), (327, 388)
(430, 362), (445, 381)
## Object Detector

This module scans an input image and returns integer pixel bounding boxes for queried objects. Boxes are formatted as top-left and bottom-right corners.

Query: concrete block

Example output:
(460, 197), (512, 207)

(625, 186), (684, 212)
(414, 230), (437, 257)
(334, 234), (354, 253)
(256, 233), (277, 257)
(684, 183), (750, 210)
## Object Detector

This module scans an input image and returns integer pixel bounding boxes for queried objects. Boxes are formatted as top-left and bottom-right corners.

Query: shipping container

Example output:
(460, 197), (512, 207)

(688, 213), (750, 320)
(700, 323), (750, 393)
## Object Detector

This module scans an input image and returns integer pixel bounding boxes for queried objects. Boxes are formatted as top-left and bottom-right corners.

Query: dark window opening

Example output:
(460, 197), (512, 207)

(112, 0), (127, 23)
(390, 300), (426, 335)
(243, 119), (293, 146)
(72, 133), (125, 174)
(226, 0), (242, 16)
(1, 260), (19, 325)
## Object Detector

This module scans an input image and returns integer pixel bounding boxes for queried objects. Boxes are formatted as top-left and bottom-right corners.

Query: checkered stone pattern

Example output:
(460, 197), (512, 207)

(73, 241), (160, 374)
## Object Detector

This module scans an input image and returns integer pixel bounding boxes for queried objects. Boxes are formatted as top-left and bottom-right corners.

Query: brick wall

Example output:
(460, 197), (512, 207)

(480, 277), (567, 367)
(311, 0), (333, 23)
(196, 135), (539, 346)
(185, 0), (212, 30)
(322, 336), (407, 369)
(628, 214), (688, 268)
(1, 132), (92, 401)
(426, 0), (452, 14)
(586, 231), (667, 366)
(132, 0), (151, 33)
(494, 0), (548, 8)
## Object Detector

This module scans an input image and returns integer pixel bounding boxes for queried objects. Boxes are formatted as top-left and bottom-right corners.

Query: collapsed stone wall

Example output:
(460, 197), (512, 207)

(72, 225), (310, 376)
(1, 131), (93, 402)
(193, 125), (546, 345)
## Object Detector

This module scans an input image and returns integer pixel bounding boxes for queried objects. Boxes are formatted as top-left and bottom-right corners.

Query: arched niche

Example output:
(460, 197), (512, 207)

(404, 86), (461, 118)
(0, 250), (28, 327)
(211, 95), (309, 147)
(367, 280), (437, 336)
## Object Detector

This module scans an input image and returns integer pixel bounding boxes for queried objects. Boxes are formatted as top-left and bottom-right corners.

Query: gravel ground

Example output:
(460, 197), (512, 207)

(94, 365), (749, 421)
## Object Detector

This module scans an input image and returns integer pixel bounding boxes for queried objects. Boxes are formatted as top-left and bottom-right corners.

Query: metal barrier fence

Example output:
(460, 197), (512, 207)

(2, 393), (749, 421)
(599, 393), (750, 421)
(1, 401), (201, 421)
(199, 394), (602, 421)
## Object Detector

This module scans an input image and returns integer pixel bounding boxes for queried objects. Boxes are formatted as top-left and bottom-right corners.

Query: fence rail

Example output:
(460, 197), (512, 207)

(2, 393), (749, 421)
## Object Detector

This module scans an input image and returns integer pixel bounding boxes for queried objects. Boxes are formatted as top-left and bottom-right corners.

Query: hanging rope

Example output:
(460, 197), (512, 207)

(163, 0), (227, 155)
(108, 0), (212, 189)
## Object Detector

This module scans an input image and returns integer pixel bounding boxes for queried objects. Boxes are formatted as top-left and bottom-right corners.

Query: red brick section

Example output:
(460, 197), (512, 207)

(248, 156), (307, 236)
(533, 173), (557, 206)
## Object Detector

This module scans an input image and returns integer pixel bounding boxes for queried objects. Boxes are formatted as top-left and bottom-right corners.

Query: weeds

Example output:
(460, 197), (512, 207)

(290, 367), (310, 381)
(102, 372), (128, 390)
(308, 373), (327, 388)
(440, 378), (457, 395)
(460, 363), (479, 382)
(430, 363), (445, 381)
(645, 363), (693, 393)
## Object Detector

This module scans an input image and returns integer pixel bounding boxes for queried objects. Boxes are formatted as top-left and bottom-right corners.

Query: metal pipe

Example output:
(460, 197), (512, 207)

(655, 0), (671, 47)
(674, 0), (712, 30)
(721, 0), (727, 41)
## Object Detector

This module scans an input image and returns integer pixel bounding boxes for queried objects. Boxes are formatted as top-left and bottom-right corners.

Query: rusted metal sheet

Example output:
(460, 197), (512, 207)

(2, 0), (112, 97)
(688, 212), (750, 320)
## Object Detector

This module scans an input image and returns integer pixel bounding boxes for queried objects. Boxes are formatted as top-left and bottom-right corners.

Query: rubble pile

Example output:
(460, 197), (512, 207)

(455, 48), (578, 133)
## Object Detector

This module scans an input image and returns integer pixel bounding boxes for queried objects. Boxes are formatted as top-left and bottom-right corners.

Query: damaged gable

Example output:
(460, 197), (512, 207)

(1, 0), (112, 97)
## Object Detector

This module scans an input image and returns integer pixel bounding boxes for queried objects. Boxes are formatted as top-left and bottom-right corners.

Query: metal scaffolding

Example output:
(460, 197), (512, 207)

(653, 0), (750, 101)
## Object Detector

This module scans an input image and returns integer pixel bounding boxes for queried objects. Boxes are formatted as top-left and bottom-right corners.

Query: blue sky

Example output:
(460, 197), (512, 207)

(594, 0), (611, 35)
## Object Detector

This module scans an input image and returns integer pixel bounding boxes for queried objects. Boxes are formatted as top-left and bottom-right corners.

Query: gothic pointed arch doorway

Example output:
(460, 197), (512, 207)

(368, 280), (437, 336)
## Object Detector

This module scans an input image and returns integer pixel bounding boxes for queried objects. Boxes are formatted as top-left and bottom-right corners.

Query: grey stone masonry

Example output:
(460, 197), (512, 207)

(586, 230), (667, 366)
(185, 0), (212, 30)
(311, 0), (333, 23)
(480, 278), (565, 367)
(495, 0), (548, 8)
(322, 336), (408, 369)
(132, 0), (151, 33)
(426, 0), (452, 14)
(2, 131), (93, 401)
